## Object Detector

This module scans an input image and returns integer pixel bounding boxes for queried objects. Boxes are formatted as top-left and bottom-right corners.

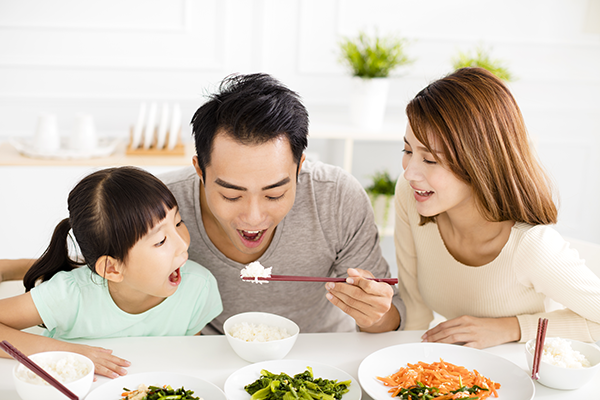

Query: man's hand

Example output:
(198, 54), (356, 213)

(422, 315), (521, 348)
(325, 268), (400, 332)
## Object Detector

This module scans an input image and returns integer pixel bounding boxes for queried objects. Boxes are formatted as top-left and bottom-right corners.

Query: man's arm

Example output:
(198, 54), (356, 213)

(325, 169), (405, 332)
(0, 259), (36, 282)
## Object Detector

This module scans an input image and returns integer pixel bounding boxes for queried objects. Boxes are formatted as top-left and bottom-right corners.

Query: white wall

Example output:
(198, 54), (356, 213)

(1, 0), (599, 260)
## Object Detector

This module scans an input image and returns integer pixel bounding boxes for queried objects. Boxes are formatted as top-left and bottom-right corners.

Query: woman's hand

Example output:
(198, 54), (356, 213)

(422, 315), (521, 348)
(325, 268), (400, 332)
(66, 343), (131, 379)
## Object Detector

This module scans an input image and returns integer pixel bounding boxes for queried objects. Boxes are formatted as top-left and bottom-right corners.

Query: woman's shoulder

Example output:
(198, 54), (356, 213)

(510, 222), (582, 266)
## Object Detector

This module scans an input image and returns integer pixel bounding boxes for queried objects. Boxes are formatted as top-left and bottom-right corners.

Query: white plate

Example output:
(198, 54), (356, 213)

(10, 137), (119, 160)
(85, 372), (226, 400)
(224, 359), (361, 400)
(358, 343), (534, 400)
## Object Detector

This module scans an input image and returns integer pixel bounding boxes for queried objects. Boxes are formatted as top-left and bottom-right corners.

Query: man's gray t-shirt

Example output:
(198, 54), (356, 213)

(160, 161), (405, 335)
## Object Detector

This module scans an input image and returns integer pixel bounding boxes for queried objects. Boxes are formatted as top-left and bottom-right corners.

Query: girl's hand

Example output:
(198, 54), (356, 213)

(325, 268), (400, 332)
(66, 343), (131, 379)
(422, 315), (521, 348)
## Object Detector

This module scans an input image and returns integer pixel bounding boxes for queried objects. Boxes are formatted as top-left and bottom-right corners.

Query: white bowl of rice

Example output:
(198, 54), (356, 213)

(525, 337), (600, 390)
(12, 351), (94, 400)
(224, 311), (300, 363)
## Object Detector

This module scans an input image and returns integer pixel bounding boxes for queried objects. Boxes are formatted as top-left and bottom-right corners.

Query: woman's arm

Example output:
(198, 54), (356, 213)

(0, 259), (36, 282)
(0, 292), (130, 378)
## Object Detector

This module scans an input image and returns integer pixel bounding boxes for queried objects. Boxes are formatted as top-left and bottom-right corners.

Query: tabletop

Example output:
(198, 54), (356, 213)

(1, 330), (597, 399)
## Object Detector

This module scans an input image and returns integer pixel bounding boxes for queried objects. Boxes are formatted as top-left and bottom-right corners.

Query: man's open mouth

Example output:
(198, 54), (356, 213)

(238, 229), (265, 241)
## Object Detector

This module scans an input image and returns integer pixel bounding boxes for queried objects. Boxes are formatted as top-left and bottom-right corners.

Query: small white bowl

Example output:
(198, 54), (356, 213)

(224, 312), (300, 363)
(525, 337), (600, 390)
(13, 351), (94, 400)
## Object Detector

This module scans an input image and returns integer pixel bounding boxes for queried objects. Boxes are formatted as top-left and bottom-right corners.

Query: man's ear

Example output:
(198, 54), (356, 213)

(192, 155), (204, 185)
(95, 255), (124, 283)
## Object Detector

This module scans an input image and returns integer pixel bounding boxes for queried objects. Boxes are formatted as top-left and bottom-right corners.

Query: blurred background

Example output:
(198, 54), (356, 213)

(0, 0), (599, 269)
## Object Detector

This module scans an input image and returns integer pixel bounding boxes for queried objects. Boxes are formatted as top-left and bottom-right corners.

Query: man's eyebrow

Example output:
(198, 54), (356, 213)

(214, 177), (291, 191)
(262, 177), (290, 191)
(215, 178), (246, 191)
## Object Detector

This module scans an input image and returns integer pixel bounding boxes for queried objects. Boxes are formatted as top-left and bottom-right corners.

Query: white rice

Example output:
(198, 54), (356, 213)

(229, 322), (291, 342)
(240, 261), (272, 284)
(541, 337), (591, 369)
(16, 354), (90, 386)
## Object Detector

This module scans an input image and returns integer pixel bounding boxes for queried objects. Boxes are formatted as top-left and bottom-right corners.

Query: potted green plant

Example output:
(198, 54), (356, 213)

(451, 45), (514, 81)
(338, 31), (412, 131)
(365, 170), (397, 234)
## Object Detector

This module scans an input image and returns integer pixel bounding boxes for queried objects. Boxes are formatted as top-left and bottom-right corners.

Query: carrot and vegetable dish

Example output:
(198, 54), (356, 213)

(377, 359), (501, 400)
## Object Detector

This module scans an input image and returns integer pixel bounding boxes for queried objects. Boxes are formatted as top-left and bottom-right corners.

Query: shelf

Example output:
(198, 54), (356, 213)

(0, 140), (194, 167)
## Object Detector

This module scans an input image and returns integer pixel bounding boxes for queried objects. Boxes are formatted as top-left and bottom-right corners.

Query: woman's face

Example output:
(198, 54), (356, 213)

(402, 124), (474, 218)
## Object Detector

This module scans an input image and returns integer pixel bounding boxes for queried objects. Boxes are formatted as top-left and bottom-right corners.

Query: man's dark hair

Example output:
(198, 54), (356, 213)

(191, 73), (309, 177)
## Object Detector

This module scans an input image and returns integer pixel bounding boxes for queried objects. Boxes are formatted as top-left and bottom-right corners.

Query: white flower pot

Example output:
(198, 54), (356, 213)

(368, 193), (395, 233)
(349, 77), (390, 132)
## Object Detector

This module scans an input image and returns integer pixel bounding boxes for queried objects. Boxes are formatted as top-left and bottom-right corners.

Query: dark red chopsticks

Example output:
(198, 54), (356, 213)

(242, 274), (398, 285)
(0, 340), (79, 400)
(531, 318), (548, 380)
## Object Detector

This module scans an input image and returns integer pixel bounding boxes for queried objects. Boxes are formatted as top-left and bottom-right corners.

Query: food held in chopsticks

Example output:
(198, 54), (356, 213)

(245, 366), (351, 400)
(121, 383), (202, 400)
(240, 261), (272, 283)
(377, 359), (500, 399)
(240, 262), (398, 284)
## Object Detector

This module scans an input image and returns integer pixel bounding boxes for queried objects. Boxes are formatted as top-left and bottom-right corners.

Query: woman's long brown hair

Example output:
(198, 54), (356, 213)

(406, 67), (557, 226)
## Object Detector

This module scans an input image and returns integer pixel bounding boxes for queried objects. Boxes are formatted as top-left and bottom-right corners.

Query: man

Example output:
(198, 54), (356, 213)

(160, 73), (404, 334)
(1, 73), (404, 335)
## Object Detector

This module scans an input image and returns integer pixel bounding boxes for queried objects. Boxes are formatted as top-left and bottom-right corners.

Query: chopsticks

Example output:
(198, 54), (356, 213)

(531, 317), (548, 380)
(0, 340), (79, 400)
(242, 275), (398, 285)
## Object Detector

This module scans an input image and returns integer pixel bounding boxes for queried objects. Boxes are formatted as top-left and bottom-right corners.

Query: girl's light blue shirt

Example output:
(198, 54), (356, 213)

(30, 260), (222, 338)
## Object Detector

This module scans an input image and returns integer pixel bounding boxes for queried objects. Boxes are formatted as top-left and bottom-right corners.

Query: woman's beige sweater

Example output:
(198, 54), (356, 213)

(394, 176), (600, 342)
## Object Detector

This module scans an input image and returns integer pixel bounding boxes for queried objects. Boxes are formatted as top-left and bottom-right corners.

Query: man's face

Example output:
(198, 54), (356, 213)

(194, 132), (304, 263)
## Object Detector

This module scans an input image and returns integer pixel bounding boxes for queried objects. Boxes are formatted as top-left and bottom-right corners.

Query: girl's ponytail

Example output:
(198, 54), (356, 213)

(23, 218), (83, 291)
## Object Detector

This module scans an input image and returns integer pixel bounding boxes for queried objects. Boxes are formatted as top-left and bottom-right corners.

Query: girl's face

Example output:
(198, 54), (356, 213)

(118, 206), (190, 302)
(402, 124), (474, 218)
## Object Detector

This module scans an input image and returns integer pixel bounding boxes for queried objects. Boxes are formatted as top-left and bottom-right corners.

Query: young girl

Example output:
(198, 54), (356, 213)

(395, 67), (600, 348)
(0, 167), (222, 378)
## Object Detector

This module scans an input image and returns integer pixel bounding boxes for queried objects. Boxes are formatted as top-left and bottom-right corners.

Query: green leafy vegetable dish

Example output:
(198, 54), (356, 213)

(121, 384), (201, 400)
(244, 366), (351, 400)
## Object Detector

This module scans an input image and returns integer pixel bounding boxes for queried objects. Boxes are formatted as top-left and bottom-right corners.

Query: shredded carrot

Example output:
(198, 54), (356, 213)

(377, 359), (501, 399)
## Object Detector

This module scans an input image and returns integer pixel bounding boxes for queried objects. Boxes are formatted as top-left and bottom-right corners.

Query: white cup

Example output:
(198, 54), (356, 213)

(71, 114), (97, 151)
(33, 113), (60, 152)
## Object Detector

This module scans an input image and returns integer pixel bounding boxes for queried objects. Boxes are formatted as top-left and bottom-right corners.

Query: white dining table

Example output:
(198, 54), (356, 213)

(0, 330), (597, 399)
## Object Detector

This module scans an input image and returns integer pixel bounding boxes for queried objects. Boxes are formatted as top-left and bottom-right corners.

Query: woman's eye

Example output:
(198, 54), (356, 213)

(423, 158), (437, 165)
(176, 220), (185, 227)
(222, 195), (240, 202)
(402, 149), (412, 155)
(267, 194), (285, 201)
(155, 237), (167, 247)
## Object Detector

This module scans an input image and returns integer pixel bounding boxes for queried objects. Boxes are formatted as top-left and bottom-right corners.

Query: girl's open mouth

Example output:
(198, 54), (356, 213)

(169, 268), (181, 285)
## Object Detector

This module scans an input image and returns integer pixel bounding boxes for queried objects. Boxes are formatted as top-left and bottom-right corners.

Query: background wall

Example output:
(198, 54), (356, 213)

(1, 0), (599, 263)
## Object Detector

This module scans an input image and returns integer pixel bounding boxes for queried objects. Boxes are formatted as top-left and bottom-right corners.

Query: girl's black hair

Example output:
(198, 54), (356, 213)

(23, 166), (177, 291)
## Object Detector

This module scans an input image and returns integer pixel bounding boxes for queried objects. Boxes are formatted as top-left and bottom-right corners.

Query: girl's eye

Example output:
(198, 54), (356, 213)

(402, 149), (412, 155)
(176, 220), (185, 227)
(155, 237), (167, 247)
(423, 159), (437, 165)
(267, 194), (285, 201)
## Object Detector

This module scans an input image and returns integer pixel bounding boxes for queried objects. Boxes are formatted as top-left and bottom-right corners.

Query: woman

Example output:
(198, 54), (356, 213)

(395, 67), (600, 348)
